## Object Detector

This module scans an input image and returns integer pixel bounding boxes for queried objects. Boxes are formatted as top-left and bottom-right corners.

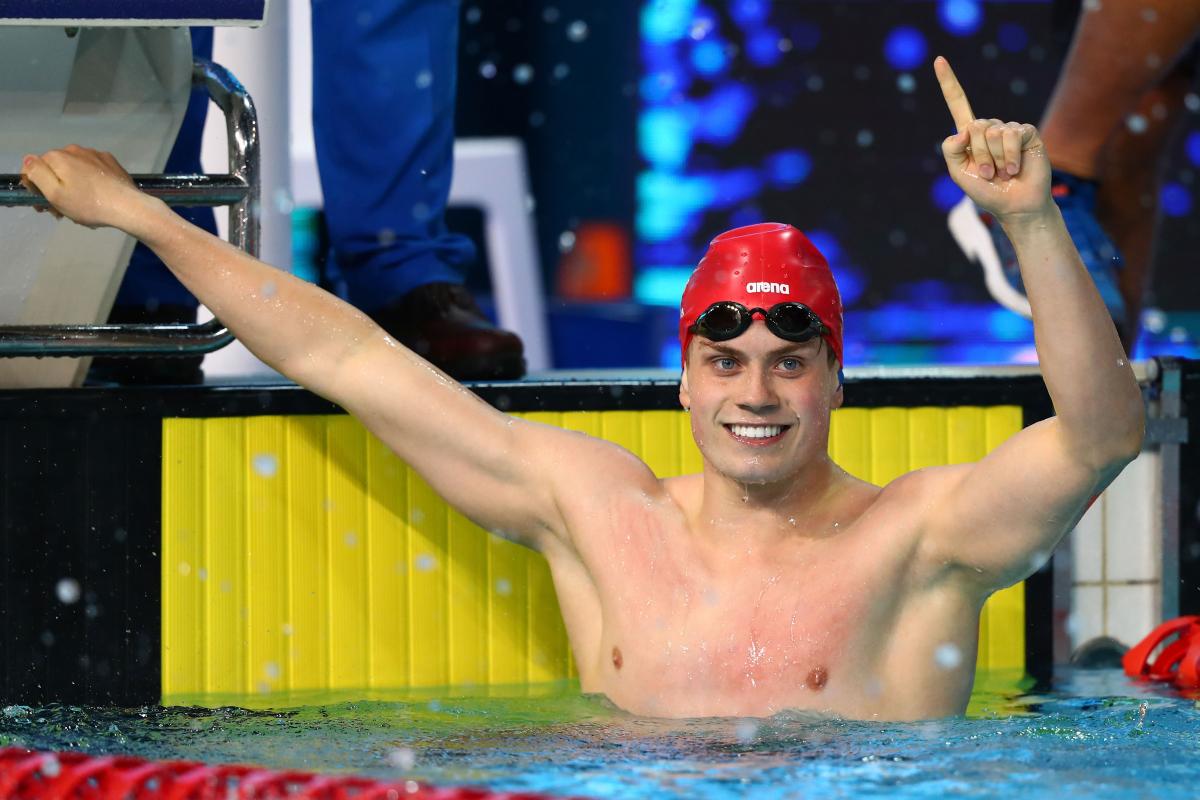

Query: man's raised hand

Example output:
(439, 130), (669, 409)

(19, 145), (143, 230)
(935, 56), (1052, 221)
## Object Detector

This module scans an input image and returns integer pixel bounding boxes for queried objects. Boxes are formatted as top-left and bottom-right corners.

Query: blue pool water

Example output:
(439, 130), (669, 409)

(2, 669), (1198, 799)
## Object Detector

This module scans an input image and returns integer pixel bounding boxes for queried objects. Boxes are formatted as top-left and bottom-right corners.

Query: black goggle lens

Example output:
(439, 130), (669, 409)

(691, 302), (826, 343)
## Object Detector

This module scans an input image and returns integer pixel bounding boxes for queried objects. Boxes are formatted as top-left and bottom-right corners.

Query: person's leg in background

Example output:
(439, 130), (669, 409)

(89, 28), (218, 385)
(1040, 0), (1200, 349)
(310, 0), (526, 380)
(1094, 58), (1196, 348)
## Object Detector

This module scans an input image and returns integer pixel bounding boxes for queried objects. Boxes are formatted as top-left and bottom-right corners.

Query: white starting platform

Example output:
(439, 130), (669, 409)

(0, 1), (266, 388)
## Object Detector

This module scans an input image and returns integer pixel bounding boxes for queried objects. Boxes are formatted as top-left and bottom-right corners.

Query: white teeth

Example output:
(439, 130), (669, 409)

(730, 424), (783, 439)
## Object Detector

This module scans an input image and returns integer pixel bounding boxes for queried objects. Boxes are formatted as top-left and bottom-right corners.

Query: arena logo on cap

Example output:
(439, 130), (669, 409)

(745, 281), (790, 294)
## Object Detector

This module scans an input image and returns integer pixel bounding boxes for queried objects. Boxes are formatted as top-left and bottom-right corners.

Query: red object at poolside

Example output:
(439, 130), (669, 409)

(0, 747), (567, 800)
(1122, 615), (1200, 690)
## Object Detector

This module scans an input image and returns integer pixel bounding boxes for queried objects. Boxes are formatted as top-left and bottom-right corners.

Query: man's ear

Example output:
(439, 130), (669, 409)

(679, 368), (691, 411)
(831, 367), (844, 410)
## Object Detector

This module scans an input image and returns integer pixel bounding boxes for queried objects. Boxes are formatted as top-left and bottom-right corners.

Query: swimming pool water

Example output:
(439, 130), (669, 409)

(2, 669), (1198, 799)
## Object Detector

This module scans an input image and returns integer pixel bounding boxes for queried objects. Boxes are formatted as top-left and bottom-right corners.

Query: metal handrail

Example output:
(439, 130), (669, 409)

(0, 57), (258, 357)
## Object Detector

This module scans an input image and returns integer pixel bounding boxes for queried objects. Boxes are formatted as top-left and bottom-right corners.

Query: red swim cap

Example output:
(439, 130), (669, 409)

(679, 222), (843, 367)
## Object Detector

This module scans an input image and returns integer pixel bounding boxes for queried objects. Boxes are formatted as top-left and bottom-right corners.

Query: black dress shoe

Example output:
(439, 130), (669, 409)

(367, 283), (526, 381)
(87, 304), (205, 386)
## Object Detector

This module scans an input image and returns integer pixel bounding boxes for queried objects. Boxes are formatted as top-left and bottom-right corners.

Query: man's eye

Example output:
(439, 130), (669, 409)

(713, 357), (737, 370)
(779, 358), (802, 371)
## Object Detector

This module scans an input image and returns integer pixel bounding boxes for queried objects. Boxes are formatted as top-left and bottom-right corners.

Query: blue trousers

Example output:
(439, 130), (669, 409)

(117, 1), (475, 312)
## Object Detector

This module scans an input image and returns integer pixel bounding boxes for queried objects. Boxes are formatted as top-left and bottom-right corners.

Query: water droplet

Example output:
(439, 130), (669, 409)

(178, 562), (191, 576)
(388, 747), (417, 770)
(465, 6), (482, 24)
(552, 63), (570, 81)
(855, 129), (874, 147)
(252, 453), (278, 478)
(1010, 78), (1027, 95)
(415, 553), (437, 572)
(415, 69), (432, 89)
(281, 622), (294, 636)
(56, 578), (80, 605)
(805, 74), (824, 92)
(479, 60), (497, 79)
(896, 74), (916, 94)
(735, 719), (759, 743)
(1141, 7), (1158, 22)
(566, 20), (589, 42)
(273, 188), (294, 214)
(344, 531), (358, 548)
(542, 7), (560, 24)
(513, 63), (534, 84)
(264, 661), (281, 679)
(411, 202), (430, 221)
(261, 280), (277, 298)
(1082, 0), (1101, 9)
(1185, 93), (1200, 112)
(934, 642), (962, 669)
(40, 756), (60, 777)
(558, 230), (576, 251)
(495, 577), (512, 596)
(1126, 114), (1148, 134)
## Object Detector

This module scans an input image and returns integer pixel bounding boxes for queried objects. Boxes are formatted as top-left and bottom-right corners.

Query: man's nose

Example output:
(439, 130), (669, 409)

(736, 366), (778, 411)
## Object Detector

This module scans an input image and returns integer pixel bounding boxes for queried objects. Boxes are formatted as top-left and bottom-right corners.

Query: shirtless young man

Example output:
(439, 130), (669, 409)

(19, 58), (1143, 721)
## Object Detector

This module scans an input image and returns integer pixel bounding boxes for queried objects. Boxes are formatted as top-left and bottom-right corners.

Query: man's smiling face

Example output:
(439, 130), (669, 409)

(679, 321), (843, 487)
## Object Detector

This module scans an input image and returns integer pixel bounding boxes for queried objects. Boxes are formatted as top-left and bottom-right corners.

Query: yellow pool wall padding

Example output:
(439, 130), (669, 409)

(162, 406), (1025, 702)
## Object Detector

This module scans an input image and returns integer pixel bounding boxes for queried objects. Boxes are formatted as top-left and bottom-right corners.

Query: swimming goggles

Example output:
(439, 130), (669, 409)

(688, 301), (830, 343)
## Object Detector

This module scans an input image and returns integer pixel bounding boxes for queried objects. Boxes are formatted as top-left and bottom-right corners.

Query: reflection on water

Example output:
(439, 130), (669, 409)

(2, 671), (1199, 799)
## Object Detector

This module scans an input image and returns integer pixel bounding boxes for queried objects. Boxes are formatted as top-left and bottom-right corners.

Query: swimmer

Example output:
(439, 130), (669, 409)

(18, 57), (1143, 721)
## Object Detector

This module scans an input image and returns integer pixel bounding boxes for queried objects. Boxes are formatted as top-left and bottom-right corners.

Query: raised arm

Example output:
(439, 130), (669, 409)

(18, 146), (653, 555)
(915, 58), (1144, 591)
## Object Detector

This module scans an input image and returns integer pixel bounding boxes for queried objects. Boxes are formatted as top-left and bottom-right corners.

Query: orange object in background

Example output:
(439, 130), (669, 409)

(556, 222), (632, 300)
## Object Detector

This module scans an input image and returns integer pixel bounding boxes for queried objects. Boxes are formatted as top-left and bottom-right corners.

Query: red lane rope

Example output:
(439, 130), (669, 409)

(0, 748), (571, 800)
(1123, 615), (1200, 690)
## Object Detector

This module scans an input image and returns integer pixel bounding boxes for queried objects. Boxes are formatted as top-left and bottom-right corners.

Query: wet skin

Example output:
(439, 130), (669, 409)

(540, 324), (983, 720)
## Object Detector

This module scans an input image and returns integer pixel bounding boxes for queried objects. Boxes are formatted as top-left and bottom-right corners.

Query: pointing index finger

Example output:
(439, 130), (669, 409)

(934, 56), (975, 132)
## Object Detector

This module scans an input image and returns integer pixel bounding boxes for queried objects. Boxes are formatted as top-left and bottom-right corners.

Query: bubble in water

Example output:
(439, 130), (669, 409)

(56, 578), (80, 605)
(934, 643), (962, 669)
(735, 719), (759, 743)
(856, 129), (874, 147)
(415, 553), (437, 572)
(558, 230), (576, 252)
(566, 20), (589, 42)
(415, 69), (432, 89)
(252, 453), (278, 478)
(1126, 114), (1148, 134)
(495, 577), (512, 596)
(479, 61), (497, 79)
(896, 73), (916, 93)
(344, 531), (358, 548)
(40, 756), (61, 778)
(513, 63), (534, 84)
(388, 747), (417, 770)
(264, 661), (281, 680)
